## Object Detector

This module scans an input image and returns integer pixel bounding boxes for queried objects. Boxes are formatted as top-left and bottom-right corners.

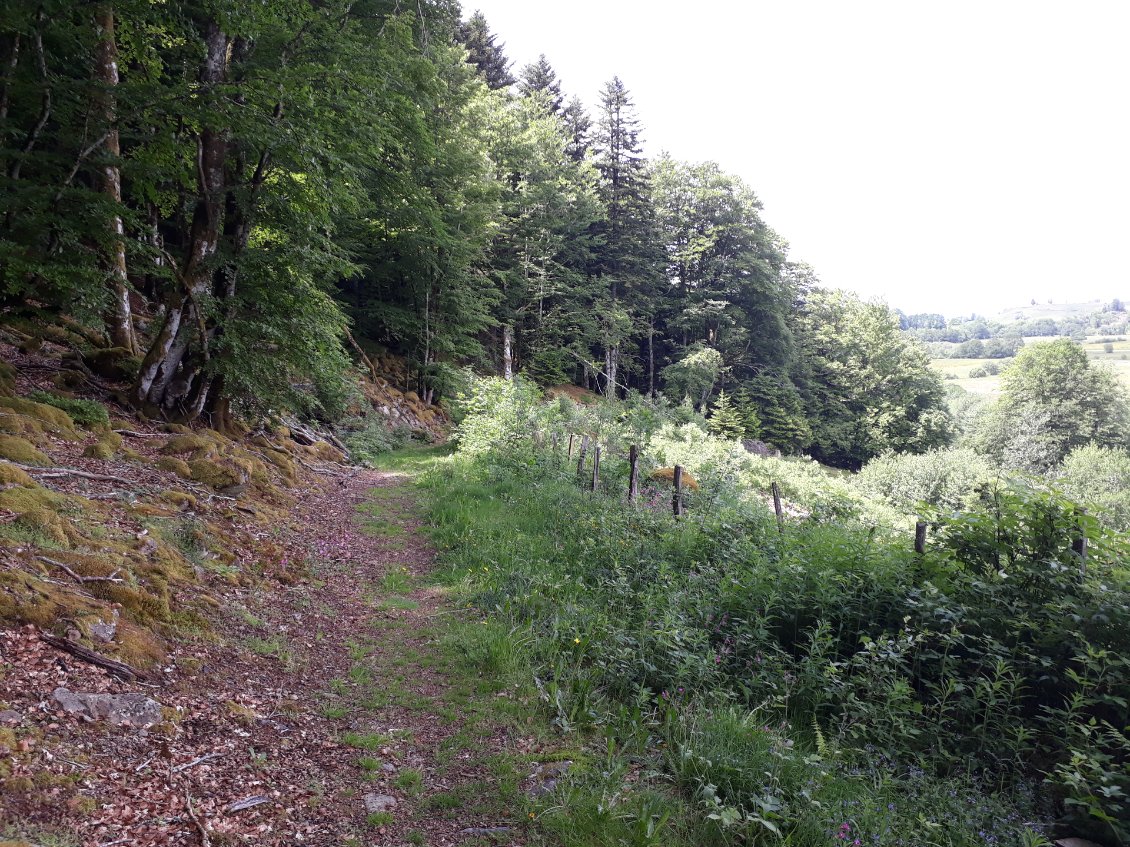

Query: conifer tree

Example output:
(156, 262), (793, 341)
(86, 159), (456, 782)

(561, 95), (592, 161)
(590, 76), (662, 395)
(518, 54), (563, 114)
(707, 389), (745, 439)
(457, 11), (514, 89)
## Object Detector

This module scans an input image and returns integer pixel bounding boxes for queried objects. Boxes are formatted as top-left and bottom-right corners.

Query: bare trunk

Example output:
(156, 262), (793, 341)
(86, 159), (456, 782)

(502, 324), (513, 380)
(94, 6), (136, 354)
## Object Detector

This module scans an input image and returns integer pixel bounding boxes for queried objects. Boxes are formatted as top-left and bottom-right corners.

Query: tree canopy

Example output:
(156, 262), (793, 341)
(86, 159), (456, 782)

(0, 1), (952, 464)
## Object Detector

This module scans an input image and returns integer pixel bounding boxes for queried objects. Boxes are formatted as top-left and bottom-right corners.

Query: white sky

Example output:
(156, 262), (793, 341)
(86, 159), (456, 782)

(466, 0), (1129, 317)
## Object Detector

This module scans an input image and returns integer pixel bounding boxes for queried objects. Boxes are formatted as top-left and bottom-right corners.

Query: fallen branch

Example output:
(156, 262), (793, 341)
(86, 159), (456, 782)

(294, 456), (350, 478)
(343, 326), (379, 382)
(13, 463), (135, 486)
(185, 794), (212, 847)
(134, 753), (157, 773)
(113, 428), (160, 438)
(226, 794), (271, 812)
(173, 751), (223, 773)
(39, 555), (123, 584)
(38, 632), (146, 681)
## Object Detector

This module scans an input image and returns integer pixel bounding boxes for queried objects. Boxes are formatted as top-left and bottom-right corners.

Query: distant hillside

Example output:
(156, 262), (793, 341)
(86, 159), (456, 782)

(993, 299), (1118, 322)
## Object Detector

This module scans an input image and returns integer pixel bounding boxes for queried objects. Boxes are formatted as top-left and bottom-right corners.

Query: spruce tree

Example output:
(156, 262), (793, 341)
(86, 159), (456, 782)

(707, 390), (745, 439)
(590, 76), (662, 395)
(457, 11), (515, 89)
(518, 55), (563, 114)
(561, 95), (592, 161)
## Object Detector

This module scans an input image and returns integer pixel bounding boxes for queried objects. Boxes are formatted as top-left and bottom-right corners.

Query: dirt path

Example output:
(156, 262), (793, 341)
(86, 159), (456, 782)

(1, 458), (534, 847)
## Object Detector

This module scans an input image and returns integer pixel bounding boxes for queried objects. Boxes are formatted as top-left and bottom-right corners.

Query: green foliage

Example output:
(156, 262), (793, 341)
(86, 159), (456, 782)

(423, 387), (1130, 843)
(1058, 443), (1130, 531)
(339, 418), (414, 467)
(26, 391), (108, 429)
(976, 339), (1130, 471)
(795, 290), (954, 467)
(856, 448), (997, 512)
(661, 347), (723, 408)
(706, 390), (744, 440)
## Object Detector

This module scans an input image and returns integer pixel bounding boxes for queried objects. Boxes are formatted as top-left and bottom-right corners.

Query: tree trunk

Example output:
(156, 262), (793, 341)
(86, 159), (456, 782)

(648, 316), (655, 397)
(134, 20), (229, 419)
(502, 323), (513, 380)
(606, 346), (618, 398)
(94, 5), (136, 354)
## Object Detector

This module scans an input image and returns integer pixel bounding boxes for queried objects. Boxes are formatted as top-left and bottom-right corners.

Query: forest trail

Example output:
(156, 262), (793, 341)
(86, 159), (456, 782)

(227, 448), (533, 846)
(291, 451), (534, 847)
(2, 448), (535, 847)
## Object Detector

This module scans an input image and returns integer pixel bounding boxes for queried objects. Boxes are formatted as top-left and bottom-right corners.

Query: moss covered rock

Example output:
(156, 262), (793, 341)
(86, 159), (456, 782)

(0, 435), (51, 466)
(81, 346), (141, 381)
(82, 441), (115, 460)
(187, 458), (243, 490)
(160, 434), (214, 455)
(155, 456), (192, 478)
(648, 467), (700, 491)
(159, 490), (198, 510)
(1, 505), (72, 546)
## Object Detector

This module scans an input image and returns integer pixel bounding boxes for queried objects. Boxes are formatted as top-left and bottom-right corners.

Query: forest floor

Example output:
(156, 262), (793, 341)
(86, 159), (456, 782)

(2, 447), (547, 847)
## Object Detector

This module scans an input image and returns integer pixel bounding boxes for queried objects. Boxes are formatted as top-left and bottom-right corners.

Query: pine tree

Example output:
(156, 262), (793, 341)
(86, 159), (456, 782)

(457, 11), (515, 89)
(707, 390), (744, 439)
(518, 54), (562, 114)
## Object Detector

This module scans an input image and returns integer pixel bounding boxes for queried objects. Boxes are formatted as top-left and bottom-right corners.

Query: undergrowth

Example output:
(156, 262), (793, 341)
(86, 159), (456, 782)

(412, 382), (1130, 847)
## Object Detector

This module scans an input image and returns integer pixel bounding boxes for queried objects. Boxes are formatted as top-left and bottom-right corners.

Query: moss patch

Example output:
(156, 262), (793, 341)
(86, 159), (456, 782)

(0, 435), (51, 466)
(0, 462), (34, 487)
(0, 396), (79, 436)
(0, 361), (14, 396)
(160, 434), (215, 455)
(82, 441), (115, 460)
(26, 391), (109, 429)
(0, 569), (101, 628)
(187, 458), (243, 490)
(155, 456), (192, 478)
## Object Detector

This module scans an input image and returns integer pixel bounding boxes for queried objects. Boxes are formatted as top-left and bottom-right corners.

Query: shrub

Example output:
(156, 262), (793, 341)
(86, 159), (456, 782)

(26, 390), (109, 428)
(338, 417), (414, 466)
(1058, 443), (1130, 531)
(856, 448), (997, 512)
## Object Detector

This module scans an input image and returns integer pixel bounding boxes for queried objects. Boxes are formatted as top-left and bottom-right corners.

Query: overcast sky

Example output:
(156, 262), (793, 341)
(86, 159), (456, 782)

(465, 0), (1129, 317)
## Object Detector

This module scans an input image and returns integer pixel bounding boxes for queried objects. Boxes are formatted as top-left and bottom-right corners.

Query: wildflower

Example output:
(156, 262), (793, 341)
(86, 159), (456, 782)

(573, 638), (580, 644)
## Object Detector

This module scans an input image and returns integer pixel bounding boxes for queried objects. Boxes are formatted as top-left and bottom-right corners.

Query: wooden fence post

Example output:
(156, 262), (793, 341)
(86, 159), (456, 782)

(914, 521), (928, 555)
(576, 435), (589, 478)
(628, 444), (640, 503)
(770, 481), (784, 533)
(567, 434), (575, 461)
(673, 464), (684, 517)
(591, 445), (601, 491)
